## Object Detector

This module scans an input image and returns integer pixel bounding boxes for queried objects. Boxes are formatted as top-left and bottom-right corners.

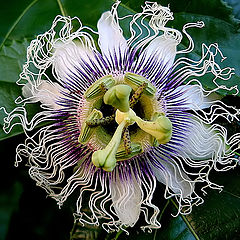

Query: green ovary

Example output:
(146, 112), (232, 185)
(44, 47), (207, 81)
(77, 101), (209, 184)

(78, 73), (173, 172)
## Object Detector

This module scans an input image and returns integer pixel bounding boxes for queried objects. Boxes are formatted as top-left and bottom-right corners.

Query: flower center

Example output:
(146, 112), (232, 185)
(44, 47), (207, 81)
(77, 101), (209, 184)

(78, 73), (172, 172)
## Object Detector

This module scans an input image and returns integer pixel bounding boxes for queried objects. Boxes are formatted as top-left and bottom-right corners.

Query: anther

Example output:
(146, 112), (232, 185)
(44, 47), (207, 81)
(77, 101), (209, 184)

(84, 75), (115, 100)
(78, 109), (103, 144)
(99, 82), (108, 93)
(123, 127), (131, 155)
(86, 114), (115, 127)
(129, 82), (147, 108)
(124, 72), (156, 96)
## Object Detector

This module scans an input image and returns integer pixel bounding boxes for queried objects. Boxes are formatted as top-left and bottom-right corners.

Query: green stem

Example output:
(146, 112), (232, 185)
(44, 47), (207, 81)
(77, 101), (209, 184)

(0, 0), (39, 50)
(69, 221), (79, 240)
(114, 229), (124, 240)
(104, 228), (125, 240)
(153, 200), (170, 240)
(69, 221), (77, 240)
(170, 199), (200, 240)
(57, 0), (67, 17)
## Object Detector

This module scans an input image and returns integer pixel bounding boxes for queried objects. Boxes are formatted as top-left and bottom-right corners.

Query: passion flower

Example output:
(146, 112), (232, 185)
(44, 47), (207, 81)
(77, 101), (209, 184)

(2, 1), (240, 232)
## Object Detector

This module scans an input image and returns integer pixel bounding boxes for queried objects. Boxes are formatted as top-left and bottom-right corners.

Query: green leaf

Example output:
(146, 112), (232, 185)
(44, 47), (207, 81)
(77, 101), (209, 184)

(0, 40), (28, 140)
(172, 13), (240, 95)
(0, 39), (43, 140)
(154, 169), (240, 240)
(0, 83), (22, 140)
(188, 170), (240, 240)
(0, 39), (29, 83)
(120, 0), (240, 96)
(154, 204), (198, 240)
(0, 0), (60, 49)
(60, 0), (114, 29)
(0, 0), (33, 44)
(0, 0), (114, 48)
(224, 0), (240, 19)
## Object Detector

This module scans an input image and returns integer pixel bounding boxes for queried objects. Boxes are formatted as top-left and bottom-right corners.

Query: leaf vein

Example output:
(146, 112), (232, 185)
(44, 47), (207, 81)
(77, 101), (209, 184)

(0, 0), (39, 50)
(56, 0), (67, 17)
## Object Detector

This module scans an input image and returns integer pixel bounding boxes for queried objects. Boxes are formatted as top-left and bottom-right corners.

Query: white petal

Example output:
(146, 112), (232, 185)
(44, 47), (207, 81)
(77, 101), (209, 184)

(168, 84), (221, 110)
(110, 173), (142, 226)
(53, 41), (97, 83)
(22, 80), (64, 109)
(179, 118), (226, 160)
(97, 11), (127, 59)
(149, 157), (194, 198)
(139, 35), (178, 73)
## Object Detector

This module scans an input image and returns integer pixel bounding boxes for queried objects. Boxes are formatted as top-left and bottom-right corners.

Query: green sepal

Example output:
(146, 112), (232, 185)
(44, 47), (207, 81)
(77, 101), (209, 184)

(124, 72), (156, 96)
(78, 109), (103, 144)
(84, 75), (115, 100)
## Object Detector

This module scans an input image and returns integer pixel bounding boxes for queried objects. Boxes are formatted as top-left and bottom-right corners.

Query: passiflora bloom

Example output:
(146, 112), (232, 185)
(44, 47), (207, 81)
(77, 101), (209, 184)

(2, 1), (240, 232)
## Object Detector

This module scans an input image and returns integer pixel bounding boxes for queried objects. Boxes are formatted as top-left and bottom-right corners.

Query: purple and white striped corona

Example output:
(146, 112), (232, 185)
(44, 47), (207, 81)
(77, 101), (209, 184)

(2, 1), (240, 232)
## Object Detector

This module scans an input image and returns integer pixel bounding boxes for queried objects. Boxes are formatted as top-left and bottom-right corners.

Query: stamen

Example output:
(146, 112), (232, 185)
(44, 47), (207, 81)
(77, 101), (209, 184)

(86, 114), (115, 127)
(123, 127), (131, 155)
(124, 72), (156, 96)
(78, 109), (103, 144)
(99, 82), (108, 93)
(84, 75), (115, 100)
(129, 82), (147, 108)
(116, 142), (143, 160)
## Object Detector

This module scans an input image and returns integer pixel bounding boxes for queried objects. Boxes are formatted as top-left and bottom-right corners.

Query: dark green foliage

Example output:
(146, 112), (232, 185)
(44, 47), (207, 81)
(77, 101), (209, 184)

(0, 0), (240, 239)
